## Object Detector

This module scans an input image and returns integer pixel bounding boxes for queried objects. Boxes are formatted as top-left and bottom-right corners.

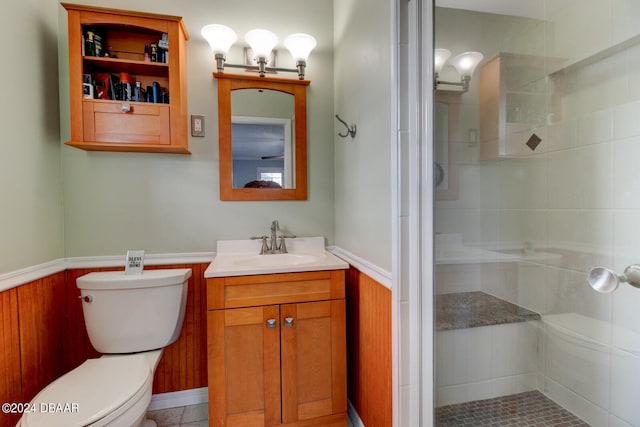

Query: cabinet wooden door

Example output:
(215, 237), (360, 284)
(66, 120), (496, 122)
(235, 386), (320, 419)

(208, 300), (346, 427)
(280, 300), (346, 424)
(82, 100), (170, 145)
(208, 305), (282, 427)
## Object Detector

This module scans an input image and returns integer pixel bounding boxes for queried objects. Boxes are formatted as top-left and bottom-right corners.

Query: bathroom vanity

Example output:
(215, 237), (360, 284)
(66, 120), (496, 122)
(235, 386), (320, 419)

(205, 237), (349, 426)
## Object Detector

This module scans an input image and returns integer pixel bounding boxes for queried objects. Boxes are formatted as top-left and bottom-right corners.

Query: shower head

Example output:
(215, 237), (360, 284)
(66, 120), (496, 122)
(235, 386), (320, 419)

(587, 264), (640, 293)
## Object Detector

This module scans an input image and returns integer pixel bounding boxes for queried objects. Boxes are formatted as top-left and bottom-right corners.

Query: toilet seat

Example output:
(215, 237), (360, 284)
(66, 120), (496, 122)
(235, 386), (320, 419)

(20, 354), (152, 427)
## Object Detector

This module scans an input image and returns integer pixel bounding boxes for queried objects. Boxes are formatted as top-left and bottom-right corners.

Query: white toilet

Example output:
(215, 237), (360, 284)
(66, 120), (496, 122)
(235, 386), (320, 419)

(18, 268), (192, 427)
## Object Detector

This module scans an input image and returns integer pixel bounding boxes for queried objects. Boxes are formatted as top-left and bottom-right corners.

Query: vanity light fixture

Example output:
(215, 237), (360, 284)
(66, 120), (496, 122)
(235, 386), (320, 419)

(435, 48), (483, 93)
(201, 24), (317, 79)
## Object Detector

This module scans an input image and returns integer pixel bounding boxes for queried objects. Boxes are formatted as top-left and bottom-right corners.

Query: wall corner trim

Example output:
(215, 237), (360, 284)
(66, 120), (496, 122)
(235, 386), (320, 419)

(328, 246), (393, 290)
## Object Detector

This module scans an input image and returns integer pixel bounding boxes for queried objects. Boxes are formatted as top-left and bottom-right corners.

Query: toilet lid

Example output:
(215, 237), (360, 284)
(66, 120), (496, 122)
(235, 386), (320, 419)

(21, 354), (151, 427)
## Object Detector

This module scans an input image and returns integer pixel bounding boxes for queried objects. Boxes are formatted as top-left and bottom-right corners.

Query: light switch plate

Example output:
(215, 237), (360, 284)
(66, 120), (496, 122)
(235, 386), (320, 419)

(191, 114), (205, 137)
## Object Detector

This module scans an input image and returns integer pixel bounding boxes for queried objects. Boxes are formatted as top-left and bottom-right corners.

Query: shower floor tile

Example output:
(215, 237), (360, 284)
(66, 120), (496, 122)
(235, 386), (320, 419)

(435, 391), (589, 426)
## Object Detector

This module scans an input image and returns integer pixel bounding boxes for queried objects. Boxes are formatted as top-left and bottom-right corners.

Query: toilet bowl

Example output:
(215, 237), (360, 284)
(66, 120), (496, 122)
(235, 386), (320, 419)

(17, 268), (191, 427)
(18, 350), (161, 427)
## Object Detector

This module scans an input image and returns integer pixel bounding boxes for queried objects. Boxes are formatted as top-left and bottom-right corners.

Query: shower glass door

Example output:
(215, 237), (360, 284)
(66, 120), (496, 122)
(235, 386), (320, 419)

(433, 1), (640, 425)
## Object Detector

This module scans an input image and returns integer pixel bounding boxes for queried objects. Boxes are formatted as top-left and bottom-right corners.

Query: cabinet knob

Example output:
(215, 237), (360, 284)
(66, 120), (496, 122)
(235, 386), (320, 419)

(120, 102), (131, 113)
(284, 317), (295, 328)
(266, 318), (277, 329)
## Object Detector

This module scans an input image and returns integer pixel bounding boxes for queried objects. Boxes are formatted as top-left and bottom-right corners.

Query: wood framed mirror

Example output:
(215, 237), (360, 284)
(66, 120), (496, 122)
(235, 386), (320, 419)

(215, 73), (310, 200)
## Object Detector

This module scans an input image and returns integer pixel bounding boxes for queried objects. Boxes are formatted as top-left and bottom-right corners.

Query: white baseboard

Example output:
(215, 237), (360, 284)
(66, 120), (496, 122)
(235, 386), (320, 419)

(148, 387), (208, 411)
(149, 389), (364, 427)
(348, 400), (365, 427)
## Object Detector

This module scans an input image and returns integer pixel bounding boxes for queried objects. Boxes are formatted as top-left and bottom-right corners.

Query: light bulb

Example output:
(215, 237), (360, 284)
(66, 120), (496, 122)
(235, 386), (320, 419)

(245, 29), (278, 62)
(284, 33), (317, 62)
(434, 48), (451, 75)
(201, 24), (237, 56)
(449, 51), (483, 77)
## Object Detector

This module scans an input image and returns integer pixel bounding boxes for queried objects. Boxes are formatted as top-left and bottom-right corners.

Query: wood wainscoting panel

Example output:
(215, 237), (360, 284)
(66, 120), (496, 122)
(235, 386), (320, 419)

(0, 288), (21, 427)
(0, 261), (209, 427)
(150, 263), (208, 393)
(16, 272), (67, 402)
(345, 266), (392, 427)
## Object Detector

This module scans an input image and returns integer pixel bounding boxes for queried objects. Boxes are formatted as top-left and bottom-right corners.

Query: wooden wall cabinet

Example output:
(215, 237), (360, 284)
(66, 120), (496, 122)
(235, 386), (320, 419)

(479, 53), (559, 159)
(62, 4), (190, 154)
(207, 270), (347, 427)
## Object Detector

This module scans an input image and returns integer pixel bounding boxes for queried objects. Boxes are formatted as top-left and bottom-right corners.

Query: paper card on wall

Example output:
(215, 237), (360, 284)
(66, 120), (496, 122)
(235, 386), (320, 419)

(125, 250), (145, 275)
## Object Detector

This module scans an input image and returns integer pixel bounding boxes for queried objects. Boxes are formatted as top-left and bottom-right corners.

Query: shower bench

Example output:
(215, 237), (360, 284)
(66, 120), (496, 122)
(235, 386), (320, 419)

(435, 291), (541, 407)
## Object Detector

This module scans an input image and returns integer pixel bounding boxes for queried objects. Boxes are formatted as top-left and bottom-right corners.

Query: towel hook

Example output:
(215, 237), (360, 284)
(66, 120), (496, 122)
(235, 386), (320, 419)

(335, 114), (357, 138)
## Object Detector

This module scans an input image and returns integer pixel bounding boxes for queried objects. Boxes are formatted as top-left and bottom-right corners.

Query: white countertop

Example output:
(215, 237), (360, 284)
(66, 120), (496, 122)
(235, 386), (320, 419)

(204, 237), (349, 278)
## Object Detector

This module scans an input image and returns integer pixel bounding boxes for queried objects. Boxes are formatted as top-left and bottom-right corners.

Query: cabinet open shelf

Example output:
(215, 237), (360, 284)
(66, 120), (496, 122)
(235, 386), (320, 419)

(82, 56), (169, 77)
(63, 3), (189, 154)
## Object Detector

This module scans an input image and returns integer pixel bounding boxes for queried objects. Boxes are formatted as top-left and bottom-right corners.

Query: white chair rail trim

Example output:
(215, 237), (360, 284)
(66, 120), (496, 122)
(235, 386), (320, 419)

(0, 247), (391, 292)
(328, 245), (393, 290)
(0, 252), (216, 293)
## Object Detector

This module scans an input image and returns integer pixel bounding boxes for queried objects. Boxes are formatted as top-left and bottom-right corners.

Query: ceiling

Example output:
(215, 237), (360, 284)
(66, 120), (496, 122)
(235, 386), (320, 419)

(232, 123), (285, 161)
(436, 0), (546, 20)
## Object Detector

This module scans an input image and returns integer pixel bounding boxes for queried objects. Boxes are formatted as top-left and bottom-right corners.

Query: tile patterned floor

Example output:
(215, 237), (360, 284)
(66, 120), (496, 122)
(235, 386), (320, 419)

(147, 403), (356, 426)
(146, 403), (208, 427)
(150, 395), (587, 427)
(435, 391), (590, 426)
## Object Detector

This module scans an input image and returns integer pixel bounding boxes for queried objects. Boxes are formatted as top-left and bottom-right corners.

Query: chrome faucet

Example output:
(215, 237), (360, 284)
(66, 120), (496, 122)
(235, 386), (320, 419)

(251, 220), (295, 254)
(270, 220), (280, 253)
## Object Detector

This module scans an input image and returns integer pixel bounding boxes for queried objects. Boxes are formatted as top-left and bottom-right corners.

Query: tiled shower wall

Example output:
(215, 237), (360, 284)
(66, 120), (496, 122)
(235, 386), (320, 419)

(434, 2), (640, 426)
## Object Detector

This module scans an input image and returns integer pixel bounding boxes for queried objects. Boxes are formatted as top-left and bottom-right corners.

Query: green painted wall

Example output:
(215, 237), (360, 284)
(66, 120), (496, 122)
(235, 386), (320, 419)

(0, 0), (64, 274)
(58, 0), (336, 257)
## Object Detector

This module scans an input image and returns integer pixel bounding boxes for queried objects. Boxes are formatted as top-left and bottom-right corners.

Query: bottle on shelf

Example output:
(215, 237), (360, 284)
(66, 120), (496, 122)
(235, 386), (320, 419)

(144, 44), (151, 62)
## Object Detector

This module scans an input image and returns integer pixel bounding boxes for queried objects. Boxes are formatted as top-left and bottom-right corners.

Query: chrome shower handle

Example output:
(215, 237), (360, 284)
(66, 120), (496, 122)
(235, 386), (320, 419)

(587, 264), (640, 293)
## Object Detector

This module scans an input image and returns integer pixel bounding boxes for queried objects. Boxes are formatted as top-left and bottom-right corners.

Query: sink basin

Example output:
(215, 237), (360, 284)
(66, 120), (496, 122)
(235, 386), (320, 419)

(204, 237), (349, 277)
(231, 253), (323, 268)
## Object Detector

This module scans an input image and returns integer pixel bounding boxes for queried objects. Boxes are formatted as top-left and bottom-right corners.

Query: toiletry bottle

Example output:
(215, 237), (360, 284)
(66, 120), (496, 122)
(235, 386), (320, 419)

(144, 44), (151, 62)
(133, 81), (143, 102)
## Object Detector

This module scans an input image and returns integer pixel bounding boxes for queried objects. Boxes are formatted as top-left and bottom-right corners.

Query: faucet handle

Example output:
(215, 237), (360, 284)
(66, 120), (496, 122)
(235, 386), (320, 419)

(250, 235), (270, 254)
(279, 236), (288, 253)
(277, 235), (297, 253)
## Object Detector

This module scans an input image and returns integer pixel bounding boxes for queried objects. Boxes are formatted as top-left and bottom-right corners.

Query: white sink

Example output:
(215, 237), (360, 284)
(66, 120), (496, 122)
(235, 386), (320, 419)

(231, 253), (324, 267)
(204, 237), (349, 277)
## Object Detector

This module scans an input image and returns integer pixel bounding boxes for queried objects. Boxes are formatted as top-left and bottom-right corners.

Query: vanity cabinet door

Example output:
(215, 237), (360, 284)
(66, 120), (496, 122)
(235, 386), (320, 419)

(208, 305), (282, 427)
(206, 270), (347, 426)
(280, 300), (347, 424)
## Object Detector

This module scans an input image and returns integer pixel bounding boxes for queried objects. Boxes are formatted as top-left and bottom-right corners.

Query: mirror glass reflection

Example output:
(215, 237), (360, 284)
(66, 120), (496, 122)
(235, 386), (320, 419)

(231, 89), (295, 189)
(434, 92), (460, 200)
(435, 100), (449, 190)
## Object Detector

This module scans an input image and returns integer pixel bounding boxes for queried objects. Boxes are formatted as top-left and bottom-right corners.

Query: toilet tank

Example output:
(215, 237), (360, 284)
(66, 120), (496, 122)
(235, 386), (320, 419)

(77, 268), (192, 354)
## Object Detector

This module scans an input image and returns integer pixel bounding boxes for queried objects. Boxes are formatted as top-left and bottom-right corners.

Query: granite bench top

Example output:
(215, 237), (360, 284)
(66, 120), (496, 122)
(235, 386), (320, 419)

(436, 291), (540, 331)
